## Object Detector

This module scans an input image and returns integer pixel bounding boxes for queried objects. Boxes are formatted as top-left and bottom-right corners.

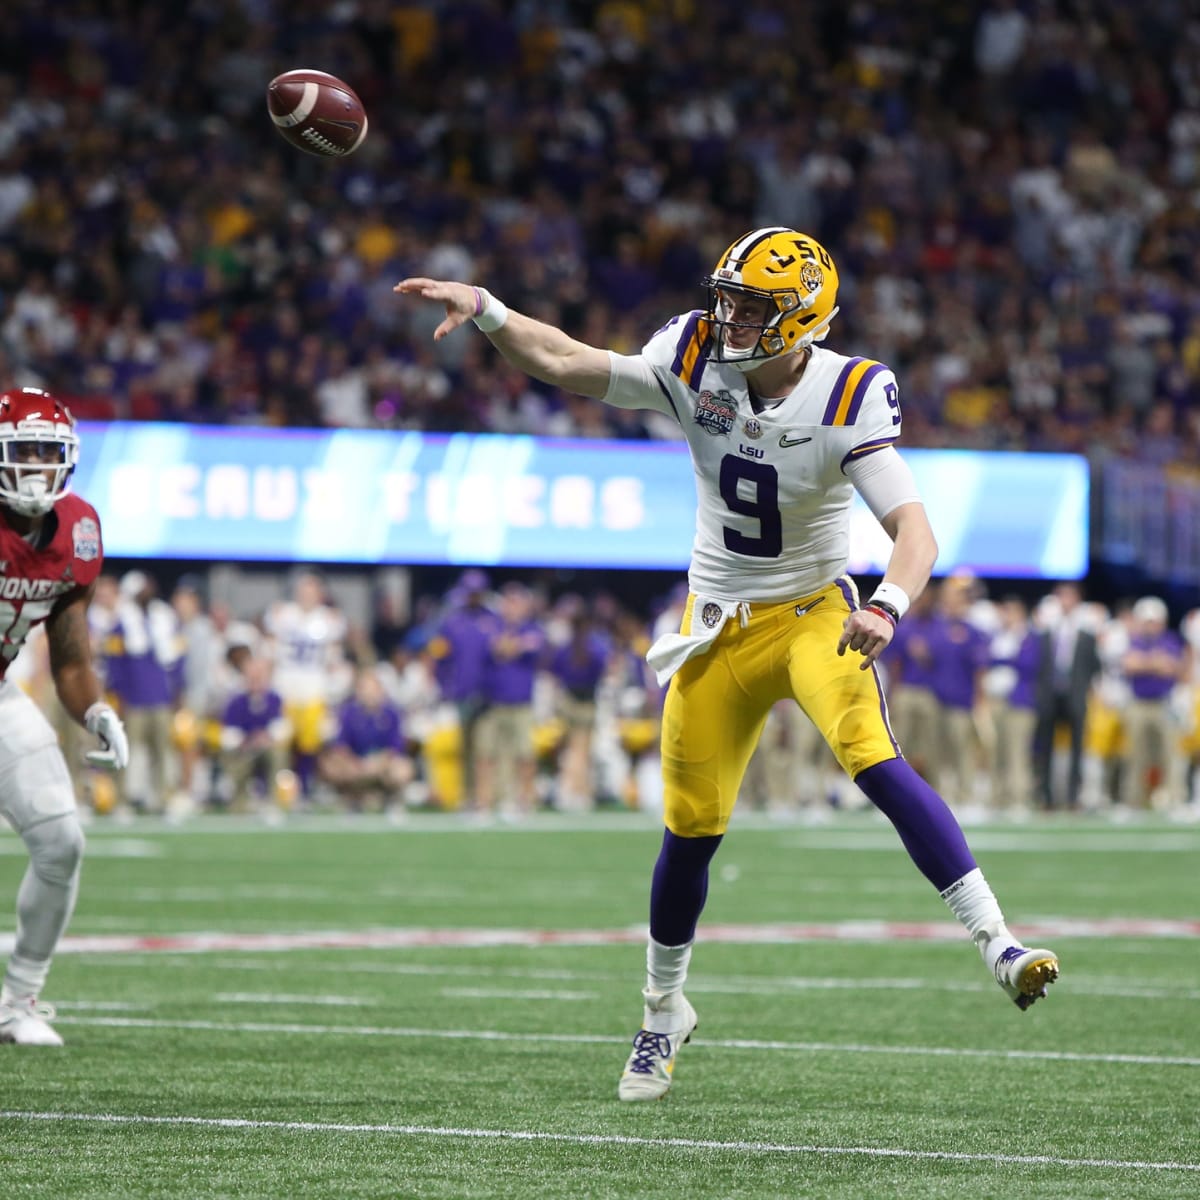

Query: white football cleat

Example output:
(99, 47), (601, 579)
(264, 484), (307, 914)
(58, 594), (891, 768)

(992, 944), (1060, 1011)
(618, 989), (698, 1102)
(0, 997), (65, 1046)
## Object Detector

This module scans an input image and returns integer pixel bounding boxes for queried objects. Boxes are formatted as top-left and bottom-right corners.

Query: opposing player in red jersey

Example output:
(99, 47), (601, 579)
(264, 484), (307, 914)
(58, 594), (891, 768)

(0, 387), (128, 1045)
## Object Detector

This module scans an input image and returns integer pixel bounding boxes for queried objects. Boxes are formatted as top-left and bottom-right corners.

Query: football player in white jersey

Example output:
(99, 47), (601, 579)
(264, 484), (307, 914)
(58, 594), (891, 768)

(264, 570), (350, 798)
(397, 227), (1059, 1102)
(0, 388), (129, 1045)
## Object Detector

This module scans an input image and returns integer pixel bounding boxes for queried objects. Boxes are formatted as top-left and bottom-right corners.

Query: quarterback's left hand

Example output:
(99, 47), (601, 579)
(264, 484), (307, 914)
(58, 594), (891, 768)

(84, 702), (130, 771)
(837, 610), (895, 670)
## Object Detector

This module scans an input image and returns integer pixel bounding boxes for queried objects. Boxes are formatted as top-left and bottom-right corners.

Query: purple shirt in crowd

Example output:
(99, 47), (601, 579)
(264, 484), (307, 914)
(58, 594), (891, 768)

(222, 689), (283, 736)
(889, 615), (938, 690)
(103, 614), (175, 709)
(333, 700), (405, 757)
(549, 633), (610, 700)
(925, 616), (990, 710)
(990, 628), (1041, 710)
(486, 620), (546, 705)
(434, 605), (502, 702)
(1126, 632), (1184, 702)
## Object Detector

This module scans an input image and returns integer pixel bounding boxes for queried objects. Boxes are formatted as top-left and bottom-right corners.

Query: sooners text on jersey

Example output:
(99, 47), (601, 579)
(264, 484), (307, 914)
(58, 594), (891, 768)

(0, 492), (104, 677)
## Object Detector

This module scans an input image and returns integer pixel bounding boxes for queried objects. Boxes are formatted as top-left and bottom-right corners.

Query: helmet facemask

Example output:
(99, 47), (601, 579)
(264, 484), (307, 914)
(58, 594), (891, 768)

(0, 426), (79, 516)
(707, 281), (817, 372)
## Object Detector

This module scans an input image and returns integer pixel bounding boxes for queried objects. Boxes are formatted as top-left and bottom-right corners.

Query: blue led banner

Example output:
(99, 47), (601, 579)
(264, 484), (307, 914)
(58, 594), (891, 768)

(72, 423), (1088, 578)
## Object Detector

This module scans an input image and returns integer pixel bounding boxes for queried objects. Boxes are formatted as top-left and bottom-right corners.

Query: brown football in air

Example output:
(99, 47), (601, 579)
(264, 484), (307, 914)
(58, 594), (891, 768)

(267, 69), (368, 158)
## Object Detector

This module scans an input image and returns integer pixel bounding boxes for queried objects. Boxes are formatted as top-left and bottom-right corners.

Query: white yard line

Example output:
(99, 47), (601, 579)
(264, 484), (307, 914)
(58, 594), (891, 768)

(438, 987), (598, 1001)
(51, 1001), (146, 1011)
(0, 1110), (1195, 1174)
(774, 833), (1200, 853)
(0, 838), (161, 858)
(85, 884), (478, 904)
(112, 886), (342, 903)
(214, 993), (371, 1007)
(50, 1015), (1200, 1068)
(215, 985), (600, 1004)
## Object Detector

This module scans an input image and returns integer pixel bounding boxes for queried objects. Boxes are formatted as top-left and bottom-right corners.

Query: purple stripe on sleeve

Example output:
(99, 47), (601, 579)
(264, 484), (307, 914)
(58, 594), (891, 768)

(669, 311), (702, 379)
(839, 435), (899, 472)
(870, 662), (903, 757)
(685, 327), (712, 389)
(822, 358), (862, 425)
(844, 363), (885, 425)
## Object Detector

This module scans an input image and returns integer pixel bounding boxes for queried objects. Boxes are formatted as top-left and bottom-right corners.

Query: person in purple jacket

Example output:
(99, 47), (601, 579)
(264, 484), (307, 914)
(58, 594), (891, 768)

(1120, 597), (1187, 809)
(426, 569), (501, 809)
(985, 596), (1041, 812)
(925, 578), (991, 809)
(475, 583), (547, 817)
(319, 667), (414, 812)
(219, 656), (290, 812)
(101, 570), (180, 813)
(548, 610), (612, 811)
(883, 588), (939, 780)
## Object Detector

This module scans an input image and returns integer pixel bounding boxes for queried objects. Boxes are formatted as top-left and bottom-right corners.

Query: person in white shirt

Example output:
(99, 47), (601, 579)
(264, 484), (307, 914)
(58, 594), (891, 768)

(264, 570), (350, 799)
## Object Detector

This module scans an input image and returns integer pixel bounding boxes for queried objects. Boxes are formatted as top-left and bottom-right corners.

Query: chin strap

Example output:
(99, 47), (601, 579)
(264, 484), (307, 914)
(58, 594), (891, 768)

(798, 305), (840, 349)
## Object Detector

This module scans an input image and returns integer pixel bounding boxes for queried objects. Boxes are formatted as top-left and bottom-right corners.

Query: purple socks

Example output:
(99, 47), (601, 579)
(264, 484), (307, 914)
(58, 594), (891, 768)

(855, 757), (977, 891)
(648, 829), (723, 946)
(646, 757), (974, 945)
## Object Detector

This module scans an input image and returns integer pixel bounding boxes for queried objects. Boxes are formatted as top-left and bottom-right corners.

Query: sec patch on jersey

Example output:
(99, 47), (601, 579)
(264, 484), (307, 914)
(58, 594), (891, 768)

(267, 69), (368, 158)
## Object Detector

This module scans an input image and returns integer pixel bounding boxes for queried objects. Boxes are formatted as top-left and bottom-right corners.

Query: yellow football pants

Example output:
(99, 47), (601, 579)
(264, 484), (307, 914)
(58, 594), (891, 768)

(662, 578), (900, 837)
(285, 699), (328, 756)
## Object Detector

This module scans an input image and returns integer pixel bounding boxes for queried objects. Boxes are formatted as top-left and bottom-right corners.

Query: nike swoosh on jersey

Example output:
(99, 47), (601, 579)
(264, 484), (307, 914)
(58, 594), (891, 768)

(779, 433), (813, 447)
(794, 596), (826, 617)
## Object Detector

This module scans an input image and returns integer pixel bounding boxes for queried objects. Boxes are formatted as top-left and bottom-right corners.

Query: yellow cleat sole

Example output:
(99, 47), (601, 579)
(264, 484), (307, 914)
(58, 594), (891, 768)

(1015, 956), (1060, 1010)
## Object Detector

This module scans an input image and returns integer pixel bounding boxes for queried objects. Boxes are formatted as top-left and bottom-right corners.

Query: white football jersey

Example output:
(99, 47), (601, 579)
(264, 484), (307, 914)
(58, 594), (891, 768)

(605, 311), (903, 601)
(264, 601), (348, 703)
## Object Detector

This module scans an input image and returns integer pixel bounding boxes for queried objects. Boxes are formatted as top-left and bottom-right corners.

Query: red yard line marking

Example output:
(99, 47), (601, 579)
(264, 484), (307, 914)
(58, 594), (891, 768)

(45, 917), (1200, 956)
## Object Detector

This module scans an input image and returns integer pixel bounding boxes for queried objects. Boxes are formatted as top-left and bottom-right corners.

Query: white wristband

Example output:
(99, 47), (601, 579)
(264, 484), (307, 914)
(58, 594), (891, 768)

(869, 581), (911, 620)
(471, 287), (509, 333)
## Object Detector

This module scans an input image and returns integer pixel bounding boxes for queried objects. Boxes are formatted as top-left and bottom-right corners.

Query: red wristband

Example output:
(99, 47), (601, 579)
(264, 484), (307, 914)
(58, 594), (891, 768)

(864, 603), (897, 629)
(472, 286), (485, 317)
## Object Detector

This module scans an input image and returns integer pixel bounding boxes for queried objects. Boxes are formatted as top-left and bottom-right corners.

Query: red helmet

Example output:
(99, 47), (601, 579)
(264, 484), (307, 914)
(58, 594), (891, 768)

(0, 387), (80, 516)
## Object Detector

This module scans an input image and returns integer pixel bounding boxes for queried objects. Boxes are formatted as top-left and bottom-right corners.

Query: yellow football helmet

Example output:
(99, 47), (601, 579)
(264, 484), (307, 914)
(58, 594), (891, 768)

(704, 227), (840, 370)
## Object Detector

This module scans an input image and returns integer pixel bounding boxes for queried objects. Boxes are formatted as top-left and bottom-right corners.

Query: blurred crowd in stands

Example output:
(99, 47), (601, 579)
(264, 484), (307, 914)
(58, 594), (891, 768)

(4, 3), (1200, 821)
(9, 566), (1200, 823)
(1, 0), (1200, 468)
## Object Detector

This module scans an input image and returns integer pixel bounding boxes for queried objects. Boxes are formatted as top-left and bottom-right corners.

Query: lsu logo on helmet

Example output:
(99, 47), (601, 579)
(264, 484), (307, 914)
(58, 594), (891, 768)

(704, 228), (841, 371)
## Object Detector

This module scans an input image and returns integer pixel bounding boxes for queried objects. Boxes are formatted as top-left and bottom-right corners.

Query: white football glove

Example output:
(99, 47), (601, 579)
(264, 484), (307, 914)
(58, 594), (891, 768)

(84, 702), (130, 771)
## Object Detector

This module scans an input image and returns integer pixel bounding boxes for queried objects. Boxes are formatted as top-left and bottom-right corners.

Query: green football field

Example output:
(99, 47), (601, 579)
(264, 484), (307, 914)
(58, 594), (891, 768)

(2, 810), (1198, 1199)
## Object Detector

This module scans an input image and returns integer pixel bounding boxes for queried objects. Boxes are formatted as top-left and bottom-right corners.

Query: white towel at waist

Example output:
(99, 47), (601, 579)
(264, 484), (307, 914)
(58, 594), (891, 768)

(645, 597), (751, 687)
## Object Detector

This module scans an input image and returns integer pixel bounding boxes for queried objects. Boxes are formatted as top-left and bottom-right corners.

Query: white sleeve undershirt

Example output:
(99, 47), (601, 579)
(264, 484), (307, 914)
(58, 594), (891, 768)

(844, 446), (923, 522)
(602, 351), (673, 412)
